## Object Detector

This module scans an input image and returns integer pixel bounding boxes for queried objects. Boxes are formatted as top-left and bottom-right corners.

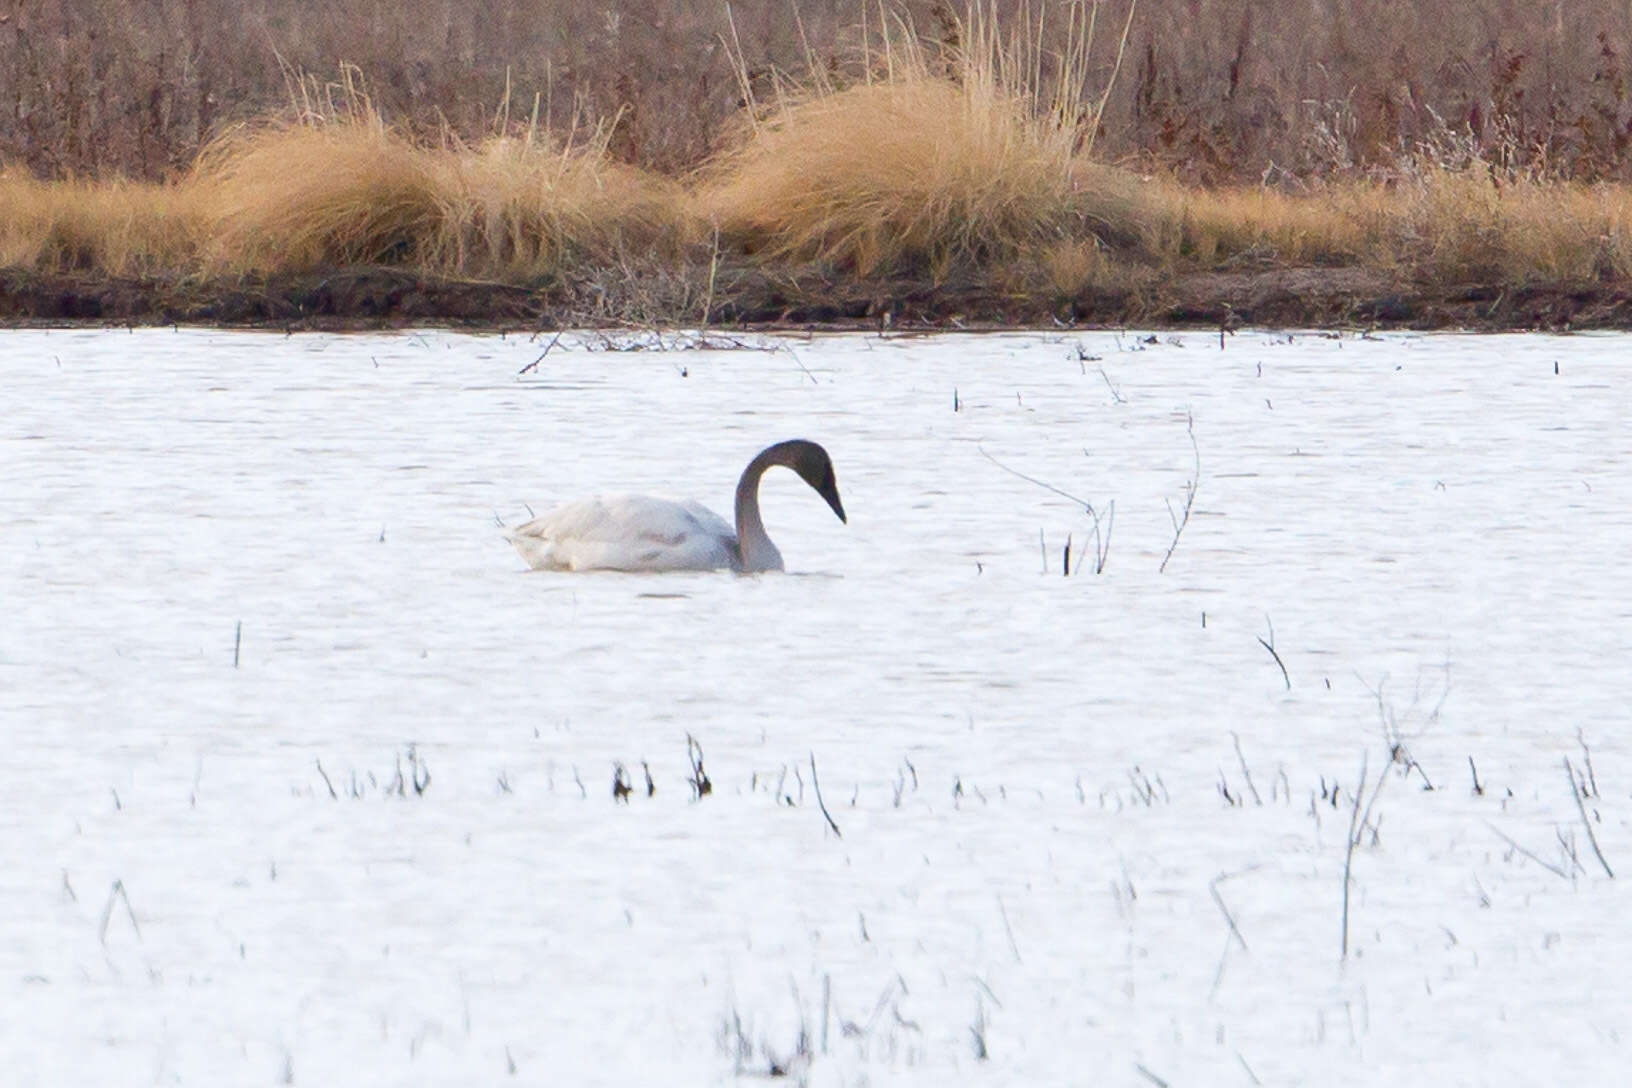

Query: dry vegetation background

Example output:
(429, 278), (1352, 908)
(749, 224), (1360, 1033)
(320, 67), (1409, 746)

(6, 0), (1632, 325)
(8, 0), (1632, 182)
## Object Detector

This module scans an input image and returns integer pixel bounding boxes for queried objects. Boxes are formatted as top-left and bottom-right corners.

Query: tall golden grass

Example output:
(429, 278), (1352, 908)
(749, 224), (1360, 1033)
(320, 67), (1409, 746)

(699, 1), (1133, 278)
(1132, 171), (1632, 286)
(5, 2), (1632, 303)
(189, 121), (690, 277)
(702, 79), (1078, 277)
(0, 172), (203, 275)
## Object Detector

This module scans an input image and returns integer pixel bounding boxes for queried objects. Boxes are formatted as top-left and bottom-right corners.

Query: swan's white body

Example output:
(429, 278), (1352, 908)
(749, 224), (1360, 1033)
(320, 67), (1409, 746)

(506, 440), (844, 574)
(507, 494), (754, 572)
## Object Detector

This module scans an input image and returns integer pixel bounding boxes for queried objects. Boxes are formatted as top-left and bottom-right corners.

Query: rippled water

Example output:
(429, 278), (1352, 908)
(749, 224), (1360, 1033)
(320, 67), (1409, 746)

(3, 327), (1629, 1084)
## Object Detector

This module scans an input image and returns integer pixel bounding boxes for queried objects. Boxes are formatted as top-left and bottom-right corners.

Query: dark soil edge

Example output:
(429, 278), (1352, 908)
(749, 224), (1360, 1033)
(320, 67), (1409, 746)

(5, 265), (1632, 332)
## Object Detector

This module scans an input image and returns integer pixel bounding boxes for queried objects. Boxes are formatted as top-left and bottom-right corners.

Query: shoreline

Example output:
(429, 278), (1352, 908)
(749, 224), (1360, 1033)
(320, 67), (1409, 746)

(4, 265), (1629, 333)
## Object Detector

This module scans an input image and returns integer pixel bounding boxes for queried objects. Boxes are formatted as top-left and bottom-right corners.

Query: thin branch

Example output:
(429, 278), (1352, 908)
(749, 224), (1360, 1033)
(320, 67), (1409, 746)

(701, 222), (721, 329)
(1211, 875), (1248, 951)
(809, 751), (841, 838)
(517, 330), (563, 375)
(981, 444), (1112, 574)
(996, 896), (1021, 963)
(1564, 756), (1614, 878)
(1339, 745), (1391, 960)
(1134, 1063), (1169, 1088)
(98, 879), (141, 945)
(1341, 752), (1367, 961)
(1484, 820), (1571, 880)
(1084, 0), (1140, 158)
(1256, 615), (1290, 690)
(784, 345), (820, 386)
(1097, 366), (1125, 403)
(1159, 413), (1199, 573)
(1074, 499), (1115, 575)
(1578, 729), (1600, 798)
(1231, 733), (1262, 805)
(314, 758), (338, 800)
(980, 443), (1095, 509)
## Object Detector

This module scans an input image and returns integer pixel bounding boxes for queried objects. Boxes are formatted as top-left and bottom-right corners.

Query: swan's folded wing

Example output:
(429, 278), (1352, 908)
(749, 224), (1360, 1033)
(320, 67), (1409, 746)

(506, 495), (739, 571)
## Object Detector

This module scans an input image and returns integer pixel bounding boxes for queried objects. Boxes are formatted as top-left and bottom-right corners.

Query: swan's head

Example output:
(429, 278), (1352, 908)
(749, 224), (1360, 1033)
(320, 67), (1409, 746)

(782, 439), (847, 524)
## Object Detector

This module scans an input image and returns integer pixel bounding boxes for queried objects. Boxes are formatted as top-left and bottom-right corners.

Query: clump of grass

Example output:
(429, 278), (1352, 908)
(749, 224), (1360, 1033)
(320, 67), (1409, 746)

(1143, 179), (1377, 268)
(0, 171), (203, 275)
(700, 2), (1137, 280)
(189, 97), (693, 280)
(701, 79), (1071, 277)
(1085, 164), (1632, 287)
(189, 120), (446, 274)
(1381, 168), (1632, 284)
(420, 133), (694, 278)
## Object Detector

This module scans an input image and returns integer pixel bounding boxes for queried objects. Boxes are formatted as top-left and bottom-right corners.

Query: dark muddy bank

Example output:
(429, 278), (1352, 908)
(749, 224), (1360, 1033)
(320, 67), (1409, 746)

(4, 265), (1631, 332)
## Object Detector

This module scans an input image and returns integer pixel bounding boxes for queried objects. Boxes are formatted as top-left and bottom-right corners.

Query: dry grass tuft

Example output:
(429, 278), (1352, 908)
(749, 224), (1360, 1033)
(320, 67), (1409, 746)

(182, 117), (693, 279)
(190, 121), (445, 274)
(421, 135), (695, 279)
(699, 2), (1129, 279)
(1087, 165), (1632, 288)
(1138, 179), (1377, 268)
(0, 172), (203, 276)
(1379, 170), (1631, 284)
(701, 80), (1078, 277)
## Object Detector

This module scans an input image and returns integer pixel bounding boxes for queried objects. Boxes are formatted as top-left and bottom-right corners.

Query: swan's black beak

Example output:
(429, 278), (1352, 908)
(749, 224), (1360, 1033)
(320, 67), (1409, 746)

(821, 477), (847, 524)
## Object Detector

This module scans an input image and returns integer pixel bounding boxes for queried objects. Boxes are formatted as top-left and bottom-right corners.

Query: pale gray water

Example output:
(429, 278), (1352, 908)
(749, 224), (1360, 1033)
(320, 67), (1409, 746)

(1, 327), (1628, 1085)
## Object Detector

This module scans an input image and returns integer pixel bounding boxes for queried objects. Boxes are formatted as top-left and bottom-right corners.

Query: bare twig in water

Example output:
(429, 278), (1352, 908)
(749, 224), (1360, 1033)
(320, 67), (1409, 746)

(809, 751), (841, 838)
(687, 734), (712, 800)
(997, 896), (1021, 963)
(1209, 866), (1256, 998)
(1578, 729), (1600, 798)
(980, 444), (1112, 574)
(1257, 615), (1290, 690)
(980, 444), (1093, 508)
(784, 345), (820, 386)
(1484, 820), (1571, 880)
(1564, 756), (1614, 878)
(517, 330), (563, 375)
(1339, 748), (1392, 960)
(314, 759), (338, 800)
(1097, 366), (1125, 403)
(407, 745), (431, 795)
(1159, 413), (1200, 573)
(1073, 499), (1114, 575)
(1340, 752), (1367, 961)
(98, 879), (141, 945)
(1232, 733), (1263, 805)
(1135, 1064), (1169, 1088)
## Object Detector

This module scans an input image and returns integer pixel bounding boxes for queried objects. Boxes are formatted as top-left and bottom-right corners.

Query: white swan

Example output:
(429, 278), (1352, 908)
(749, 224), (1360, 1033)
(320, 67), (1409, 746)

(506, 439), (846, 572)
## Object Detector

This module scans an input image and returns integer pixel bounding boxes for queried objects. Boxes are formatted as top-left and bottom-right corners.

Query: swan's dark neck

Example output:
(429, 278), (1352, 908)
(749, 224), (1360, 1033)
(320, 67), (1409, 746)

(733, 445), (785, 572)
